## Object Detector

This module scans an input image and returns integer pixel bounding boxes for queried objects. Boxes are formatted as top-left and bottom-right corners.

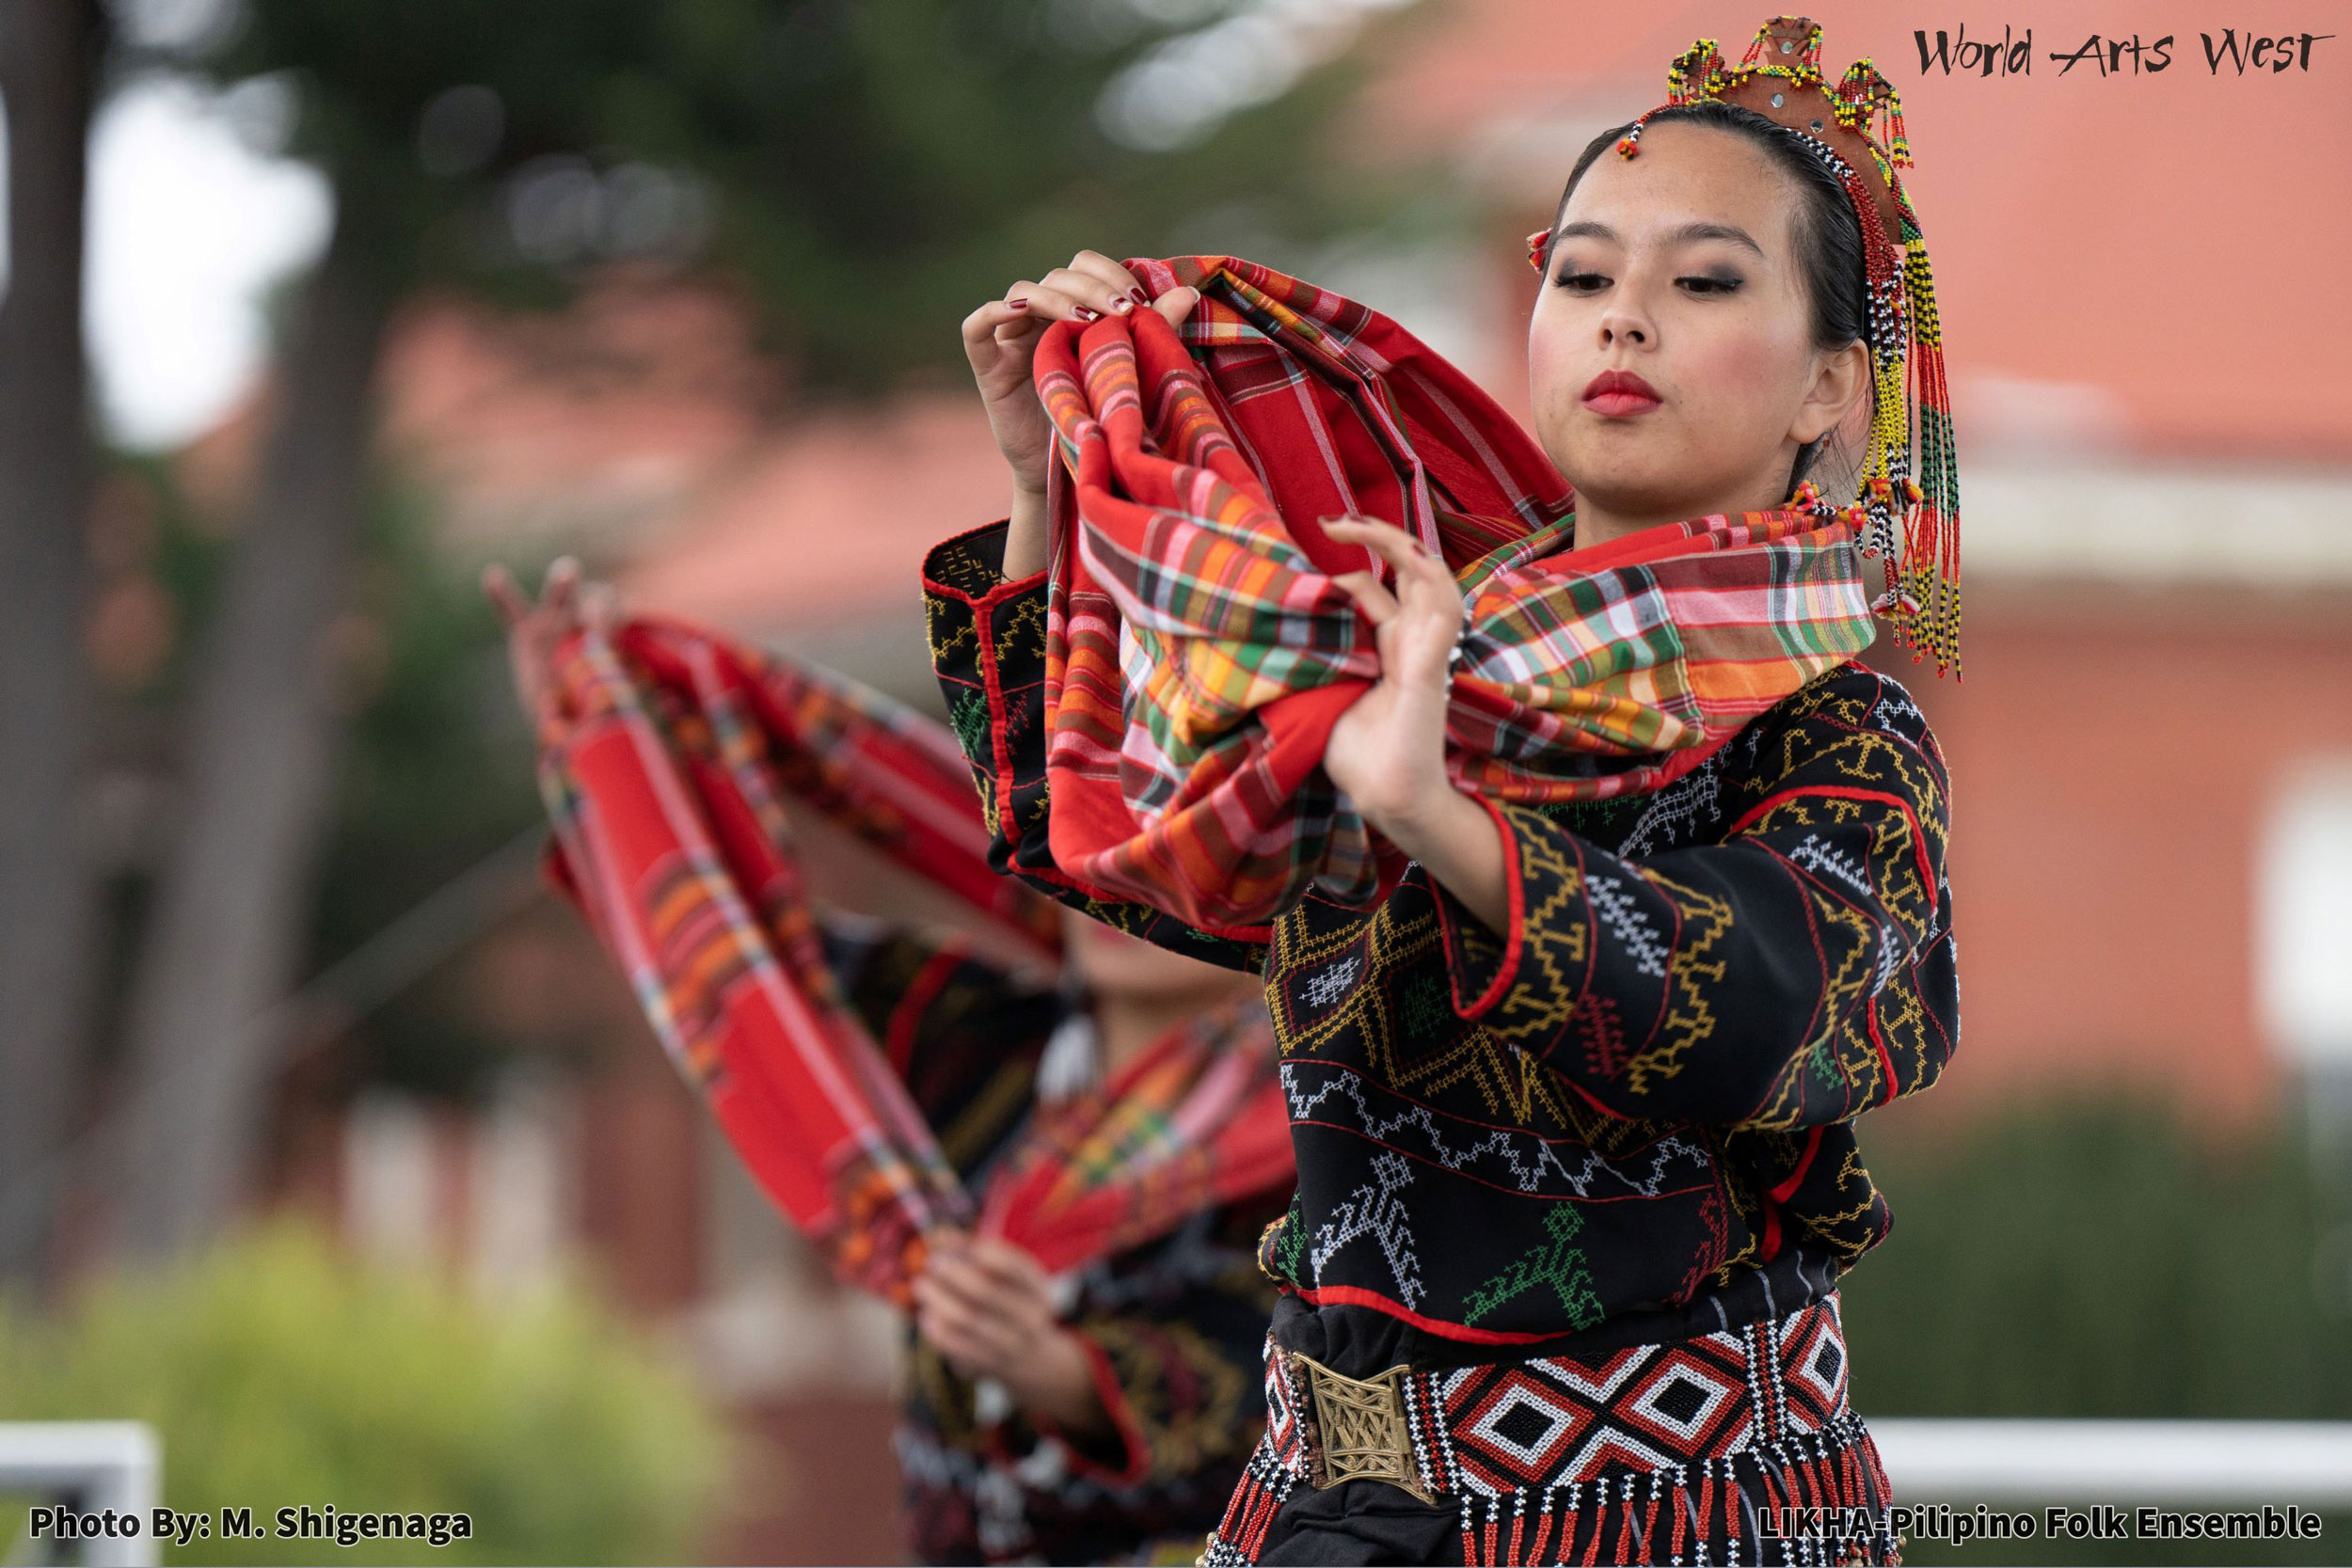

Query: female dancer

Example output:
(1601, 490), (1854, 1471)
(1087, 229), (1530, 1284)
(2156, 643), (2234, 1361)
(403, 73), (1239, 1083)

(489, 562), (1293, 1564)
(925, 17), (1956, 1565)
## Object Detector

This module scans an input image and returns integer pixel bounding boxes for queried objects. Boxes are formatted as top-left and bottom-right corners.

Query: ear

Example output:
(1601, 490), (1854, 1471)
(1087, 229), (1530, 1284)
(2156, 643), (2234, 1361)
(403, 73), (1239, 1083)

(1790, 339), (1871, 445)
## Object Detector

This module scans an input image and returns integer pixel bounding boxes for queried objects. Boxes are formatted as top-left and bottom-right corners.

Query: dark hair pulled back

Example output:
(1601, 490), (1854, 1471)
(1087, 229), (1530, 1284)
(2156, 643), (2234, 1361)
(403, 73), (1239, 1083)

(1539, 101), (1869, 498)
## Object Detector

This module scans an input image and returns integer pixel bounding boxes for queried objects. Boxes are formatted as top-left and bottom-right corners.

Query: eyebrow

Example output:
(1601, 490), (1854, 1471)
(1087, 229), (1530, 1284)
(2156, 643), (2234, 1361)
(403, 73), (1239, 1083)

(1549, 219), (1767, 258)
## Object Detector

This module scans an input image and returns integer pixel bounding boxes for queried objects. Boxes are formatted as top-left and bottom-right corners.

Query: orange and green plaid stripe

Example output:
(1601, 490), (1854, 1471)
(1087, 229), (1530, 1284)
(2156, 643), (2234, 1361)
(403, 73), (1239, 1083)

(1028, 255), (1877, 928)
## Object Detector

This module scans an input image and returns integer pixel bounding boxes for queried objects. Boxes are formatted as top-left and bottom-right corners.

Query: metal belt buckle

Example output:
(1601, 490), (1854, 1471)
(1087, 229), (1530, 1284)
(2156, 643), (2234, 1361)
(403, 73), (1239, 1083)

(1285, 1350), (1433, 1503)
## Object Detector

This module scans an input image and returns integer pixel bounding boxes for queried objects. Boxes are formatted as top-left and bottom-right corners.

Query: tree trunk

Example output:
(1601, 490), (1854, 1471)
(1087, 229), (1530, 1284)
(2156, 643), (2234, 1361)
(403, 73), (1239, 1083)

(0, 0), (103, 1289)
(110, 223), (390, 1263)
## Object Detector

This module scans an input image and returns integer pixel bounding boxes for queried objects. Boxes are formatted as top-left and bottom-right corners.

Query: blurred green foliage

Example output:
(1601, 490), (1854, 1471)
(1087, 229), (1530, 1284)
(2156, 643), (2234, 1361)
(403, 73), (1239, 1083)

(1846, 1096), (2352, 1419)
(1843, 1097), (2352, 1564)
(196, 0), (1424, 392)
(0, 1222), (724, 1564)
(95, 460), (548, 1102)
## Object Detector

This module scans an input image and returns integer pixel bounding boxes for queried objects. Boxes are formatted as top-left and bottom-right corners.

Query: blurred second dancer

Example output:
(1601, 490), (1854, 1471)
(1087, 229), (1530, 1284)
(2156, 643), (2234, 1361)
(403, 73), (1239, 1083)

(490, 562), (1293, 1566)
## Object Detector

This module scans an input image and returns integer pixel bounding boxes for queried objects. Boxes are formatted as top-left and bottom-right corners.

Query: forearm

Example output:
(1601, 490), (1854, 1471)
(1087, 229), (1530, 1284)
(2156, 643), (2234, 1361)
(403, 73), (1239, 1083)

(1366, 784), (1510, 936)
(1004, 1328), (1111, 1436)
(1001, 482), (1049, 578)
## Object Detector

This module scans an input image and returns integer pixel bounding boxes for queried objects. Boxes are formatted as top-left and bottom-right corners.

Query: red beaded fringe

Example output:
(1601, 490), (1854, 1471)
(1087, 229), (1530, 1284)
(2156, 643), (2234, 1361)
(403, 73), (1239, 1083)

(1202, 1415), (1901, 1567)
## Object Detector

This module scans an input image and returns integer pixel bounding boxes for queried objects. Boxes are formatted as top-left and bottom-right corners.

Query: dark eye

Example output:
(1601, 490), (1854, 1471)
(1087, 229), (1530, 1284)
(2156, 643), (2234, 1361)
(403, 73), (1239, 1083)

(1552, 268), (1609, 293)
(1677, 274), (1743, 296)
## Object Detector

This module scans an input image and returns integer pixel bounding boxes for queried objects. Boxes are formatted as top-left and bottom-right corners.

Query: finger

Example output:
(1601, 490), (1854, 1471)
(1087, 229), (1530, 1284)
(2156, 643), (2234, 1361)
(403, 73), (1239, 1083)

(914, 1277), (993, 1341)
(962, 294), (1036, 351)
(1064, 250), (1152, 314)
(914, 1301), (990, 1368)
(1332, 570), (1401, 626)
(1151, 285), (1200, 330)
(919, 1258), (1008, 1321)
(963, 1237), (1044, 1289)
(1067, 249), (1146, 296)
(916, 1293), (1017, 1368)
(483, 564), (529, 628)
(580, 581), (622, 636)
(991, 309), (1045, 352)
(1039, 266), (1135, 320)
(1321, 517), (1430, 576)
(1016, 281), (1108, 324)
(961, 1246), (1053, 1315)
(542, 557), (581, 622)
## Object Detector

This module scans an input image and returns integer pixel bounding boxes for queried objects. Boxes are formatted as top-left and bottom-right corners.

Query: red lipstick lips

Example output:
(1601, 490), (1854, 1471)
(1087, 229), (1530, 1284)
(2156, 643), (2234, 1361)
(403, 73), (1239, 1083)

(1582, 369), (1661, 418)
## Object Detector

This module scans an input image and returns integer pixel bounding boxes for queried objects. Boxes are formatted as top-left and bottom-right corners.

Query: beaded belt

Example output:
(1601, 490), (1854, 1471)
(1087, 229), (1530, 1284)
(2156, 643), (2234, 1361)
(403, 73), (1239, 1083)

(1205, 1296), (1899, 1566)
(1267, 1296), (1866, 1502)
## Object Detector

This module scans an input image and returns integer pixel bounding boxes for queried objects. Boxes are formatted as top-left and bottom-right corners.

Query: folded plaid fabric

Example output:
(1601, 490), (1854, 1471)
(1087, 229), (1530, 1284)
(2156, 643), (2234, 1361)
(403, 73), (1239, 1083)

(1031, 255), (1880, 929)
(539, 617), (1288, 1301)
(978, 990), (1294, 1276)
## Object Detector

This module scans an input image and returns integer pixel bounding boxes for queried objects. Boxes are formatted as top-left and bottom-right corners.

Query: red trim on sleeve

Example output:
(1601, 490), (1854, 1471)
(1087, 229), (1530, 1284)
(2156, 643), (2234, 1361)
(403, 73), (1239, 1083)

(1042, 1328), (1155, 1488)
(1768, 1125), (1825, 1204)
(917, 519), (1047, 606)
(1727, 784), (1936, 892)
(1434, 792), (1527, 1021)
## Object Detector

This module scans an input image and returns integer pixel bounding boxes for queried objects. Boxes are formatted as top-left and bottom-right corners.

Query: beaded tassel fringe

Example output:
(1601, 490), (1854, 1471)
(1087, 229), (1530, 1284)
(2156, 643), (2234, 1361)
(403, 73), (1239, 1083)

(1596, 15), (1963, 677)
(1199, 1413), (1902, 1566)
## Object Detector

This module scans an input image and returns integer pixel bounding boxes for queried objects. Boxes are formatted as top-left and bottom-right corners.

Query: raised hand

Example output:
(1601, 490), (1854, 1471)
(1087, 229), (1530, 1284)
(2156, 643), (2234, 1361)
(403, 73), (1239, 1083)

(1320, 517), (1467, 828)
(963, 250), (1200, 578)
(961, 249), (1201, 499)
(1319, 516), (1512, 934)
(482, 557), (619, 737)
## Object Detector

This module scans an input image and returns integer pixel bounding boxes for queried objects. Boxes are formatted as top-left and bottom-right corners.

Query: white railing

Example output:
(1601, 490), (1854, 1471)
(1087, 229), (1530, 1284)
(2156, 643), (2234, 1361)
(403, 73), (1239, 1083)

(1870, 1418), (2352, 1505)
(0, 1423), (161, 1568)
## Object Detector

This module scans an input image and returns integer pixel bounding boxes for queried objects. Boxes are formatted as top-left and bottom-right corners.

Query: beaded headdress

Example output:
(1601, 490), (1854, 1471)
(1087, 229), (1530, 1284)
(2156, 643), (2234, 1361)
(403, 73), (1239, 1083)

(1525, 15), (1960, 674)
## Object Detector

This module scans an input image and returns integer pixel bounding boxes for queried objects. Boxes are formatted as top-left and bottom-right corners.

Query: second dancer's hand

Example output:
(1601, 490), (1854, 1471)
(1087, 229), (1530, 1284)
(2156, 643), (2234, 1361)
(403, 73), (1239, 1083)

(913, 1231), (1109, 1437)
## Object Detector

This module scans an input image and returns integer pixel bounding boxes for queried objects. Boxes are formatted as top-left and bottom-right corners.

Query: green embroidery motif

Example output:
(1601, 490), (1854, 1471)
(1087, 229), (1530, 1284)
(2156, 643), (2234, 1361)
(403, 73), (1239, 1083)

(1265, 1192), (1308, 1286)
(947, 690), (992, 767)
(1460, 1203), (1604, 1329)
(1397, 972), (1452, 1042)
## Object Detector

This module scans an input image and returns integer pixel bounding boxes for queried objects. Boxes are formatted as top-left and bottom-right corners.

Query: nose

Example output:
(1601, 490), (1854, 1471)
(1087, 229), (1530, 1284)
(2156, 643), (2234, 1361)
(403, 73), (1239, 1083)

(1597, 299), (1650, 348)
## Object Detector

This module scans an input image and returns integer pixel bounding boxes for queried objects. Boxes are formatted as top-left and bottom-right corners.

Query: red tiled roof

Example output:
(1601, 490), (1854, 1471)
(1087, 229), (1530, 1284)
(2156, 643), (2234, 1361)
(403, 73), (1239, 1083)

(616, 392), (1008, 636)
(367, 1), (2347, 634)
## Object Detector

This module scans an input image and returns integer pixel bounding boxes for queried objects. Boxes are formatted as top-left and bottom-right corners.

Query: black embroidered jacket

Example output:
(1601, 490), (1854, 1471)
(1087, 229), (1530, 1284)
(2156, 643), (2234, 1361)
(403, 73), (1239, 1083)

(824, 918), (1282, 1565)
(923, 520), (1960, 1370)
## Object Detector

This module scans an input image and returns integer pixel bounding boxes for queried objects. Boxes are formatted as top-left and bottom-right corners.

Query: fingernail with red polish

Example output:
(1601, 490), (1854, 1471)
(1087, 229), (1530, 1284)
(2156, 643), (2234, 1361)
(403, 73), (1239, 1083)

(1129, 289), (1149, 305)
(1009, 296), (1029, 309)
(1074, 305), (1101, 321)
(1110, 295), (1133, 313)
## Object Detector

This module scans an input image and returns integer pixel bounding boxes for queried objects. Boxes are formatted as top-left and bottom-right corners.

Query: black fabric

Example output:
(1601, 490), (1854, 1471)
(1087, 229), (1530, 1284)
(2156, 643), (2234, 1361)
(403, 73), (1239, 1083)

(1268, 1241), (1843, 1380)
(1253, 1481), (1461, 1566)
(927, 529), (1960, 1355)
(823, 914), (1283, 1565)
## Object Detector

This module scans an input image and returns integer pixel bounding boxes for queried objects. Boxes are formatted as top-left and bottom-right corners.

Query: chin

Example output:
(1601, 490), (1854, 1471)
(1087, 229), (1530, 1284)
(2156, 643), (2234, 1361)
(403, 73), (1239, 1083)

(1558, 459), (1692, 517)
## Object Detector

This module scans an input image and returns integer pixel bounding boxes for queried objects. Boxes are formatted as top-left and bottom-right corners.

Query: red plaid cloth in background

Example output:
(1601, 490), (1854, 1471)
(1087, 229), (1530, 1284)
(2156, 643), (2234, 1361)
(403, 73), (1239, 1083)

(1030, 256), (1879, 931)
(539, 617), (1290, 1301)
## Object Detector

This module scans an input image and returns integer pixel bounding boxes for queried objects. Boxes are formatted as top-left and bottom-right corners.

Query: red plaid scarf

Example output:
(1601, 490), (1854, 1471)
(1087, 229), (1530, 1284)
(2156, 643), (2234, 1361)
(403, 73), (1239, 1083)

(539, 617), (1290, 1302)
(1035, 255), (1878, 931)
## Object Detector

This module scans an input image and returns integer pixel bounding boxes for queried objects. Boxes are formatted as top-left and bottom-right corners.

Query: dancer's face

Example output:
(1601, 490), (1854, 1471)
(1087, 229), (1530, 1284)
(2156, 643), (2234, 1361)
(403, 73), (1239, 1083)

(1526, 121), (1868, 527)
(1059, 909), (1260, 1006)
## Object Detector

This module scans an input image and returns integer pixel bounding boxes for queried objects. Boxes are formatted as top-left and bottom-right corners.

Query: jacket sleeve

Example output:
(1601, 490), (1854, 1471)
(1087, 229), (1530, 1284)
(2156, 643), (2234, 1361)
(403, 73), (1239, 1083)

(922, 519), (1270, 977)
(1041, 1206), (1283, 1493)
(1430, 665), (1958, 1132)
